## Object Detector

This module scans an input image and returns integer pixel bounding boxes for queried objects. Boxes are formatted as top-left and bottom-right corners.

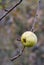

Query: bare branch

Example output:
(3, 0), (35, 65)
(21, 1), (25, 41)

(0, 0), (23, 21)
(10, 46), (25, 61)
(31, 0), (41, 32)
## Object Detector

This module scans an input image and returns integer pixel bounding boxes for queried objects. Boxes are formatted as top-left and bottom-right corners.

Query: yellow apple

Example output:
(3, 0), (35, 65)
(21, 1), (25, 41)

(21, 31), (37, 47)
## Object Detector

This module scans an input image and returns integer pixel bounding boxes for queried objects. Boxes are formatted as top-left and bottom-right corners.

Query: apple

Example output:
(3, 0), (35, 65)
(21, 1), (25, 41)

(21, 31), (37, 47)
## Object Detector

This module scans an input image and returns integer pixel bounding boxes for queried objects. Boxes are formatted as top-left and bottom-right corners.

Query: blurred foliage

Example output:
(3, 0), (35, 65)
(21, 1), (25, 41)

(0, 0), (44, 65)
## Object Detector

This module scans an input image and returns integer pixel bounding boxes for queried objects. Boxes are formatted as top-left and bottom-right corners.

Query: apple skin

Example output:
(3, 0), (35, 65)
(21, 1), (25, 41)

(21, 31), (37, 47)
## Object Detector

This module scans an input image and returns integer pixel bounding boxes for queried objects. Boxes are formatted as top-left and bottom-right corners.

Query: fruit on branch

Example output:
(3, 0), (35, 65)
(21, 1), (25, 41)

(21, 31), (37, 47)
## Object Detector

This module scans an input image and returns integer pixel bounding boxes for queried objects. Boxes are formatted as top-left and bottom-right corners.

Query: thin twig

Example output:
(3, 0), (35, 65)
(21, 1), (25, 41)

(31, 0), (41, 32)
(10, 46), (25, 61)
(31, 0), (42, 52)
(0, 0), (23, 21)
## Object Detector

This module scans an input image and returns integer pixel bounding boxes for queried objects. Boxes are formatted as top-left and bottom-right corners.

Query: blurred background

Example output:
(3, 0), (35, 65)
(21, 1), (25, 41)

(0, 0), (44, 65)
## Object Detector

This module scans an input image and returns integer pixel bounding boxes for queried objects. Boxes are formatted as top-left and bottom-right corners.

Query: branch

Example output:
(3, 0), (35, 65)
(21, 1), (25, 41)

(31, 0), (42, 52)
(0, 0), (23, 21)
(10, 46), (25, 61)
(31, 0), (41, 32)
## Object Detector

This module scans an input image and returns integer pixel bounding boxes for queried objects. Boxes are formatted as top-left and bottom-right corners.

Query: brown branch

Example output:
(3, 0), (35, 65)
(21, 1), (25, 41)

(0, 0), (23, 21)
(10, 46), (25, 61)
(31, 0), (41, 32)
(31, 0), (42, 52)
